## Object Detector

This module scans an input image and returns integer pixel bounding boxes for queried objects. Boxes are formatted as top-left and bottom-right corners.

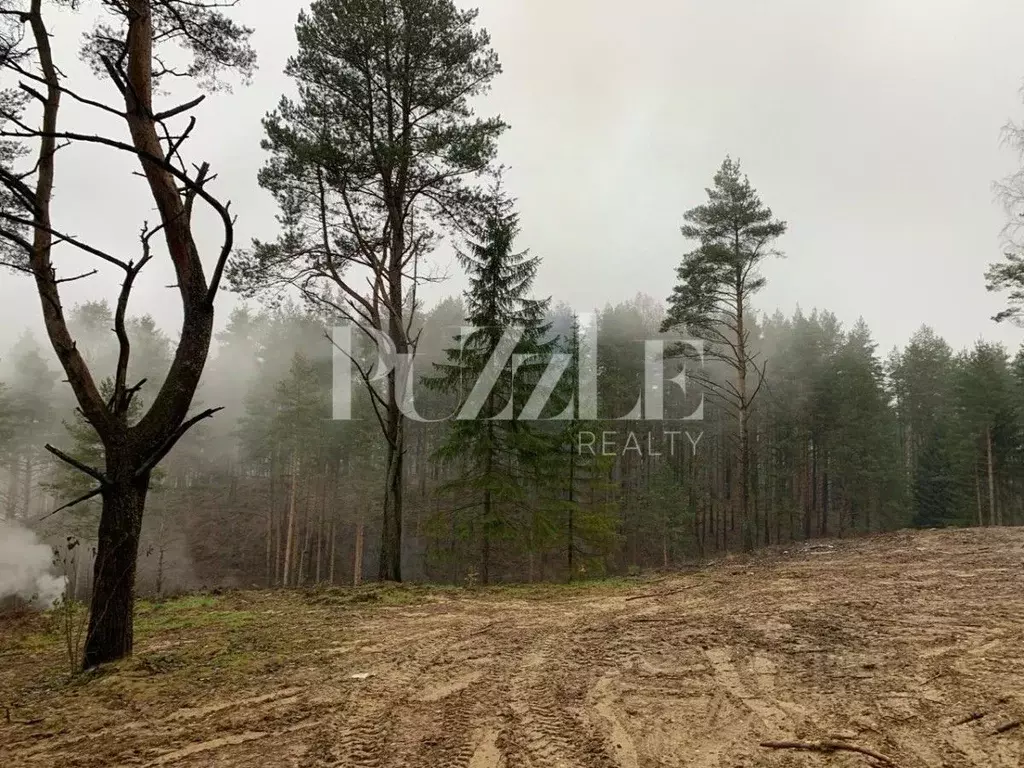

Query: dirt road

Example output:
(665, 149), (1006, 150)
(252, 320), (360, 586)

(3, 528), (1024, 767)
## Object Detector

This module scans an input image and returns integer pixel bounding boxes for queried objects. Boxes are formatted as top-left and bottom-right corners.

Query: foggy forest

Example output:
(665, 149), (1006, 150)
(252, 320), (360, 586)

(2, 2), (1024, 767)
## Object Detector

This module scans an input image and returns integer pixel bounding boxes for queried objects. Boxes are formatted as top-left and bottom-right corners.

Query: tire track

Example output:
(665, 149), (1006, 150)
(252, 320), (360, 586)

(502, 609), (625, 768)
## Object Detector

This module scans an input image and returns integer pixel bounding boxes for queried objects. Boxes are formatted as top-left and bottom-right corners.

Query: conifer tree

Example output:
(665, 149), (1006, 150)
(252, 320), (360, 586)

(548, 311), (618, 580)
(830, 319), (904, 533)
(425, 197), (554, 583)
(662, 157), (787, 552)
(231, 0), (507, 582)
(956, 342), (1018, 525)
(0, 379), (11, 453)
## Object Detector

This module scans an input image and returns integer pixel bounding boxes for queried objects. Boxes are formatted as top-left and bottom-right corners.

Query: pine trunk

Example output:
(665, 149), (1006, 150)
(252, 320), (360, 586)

(353, 517), (364, 587)
(736, 280), (753, 553)
(975, 469), (983, 527)
(567, 443), (575, 580)
(22, 456), (33, 518)
(987, 426), (997, 526)
(6, 458), (19, 518)
(283, 452), (299, 586)
(266, 453), (276, 587)
(82, 475), (149, 668)
(378, 397), (403, 581)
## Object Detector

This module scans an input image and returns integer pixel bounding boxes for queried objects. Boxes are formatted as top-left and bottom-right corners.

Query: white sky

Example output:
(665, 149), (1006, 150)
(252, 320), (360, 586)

(2, 0), (1024, 361)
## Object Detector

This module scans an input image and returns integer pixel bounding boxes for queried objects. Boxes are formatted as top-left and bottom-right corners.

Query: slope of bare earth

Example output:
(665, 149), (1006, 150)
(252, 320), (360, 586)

(2, 527), (1023, 768)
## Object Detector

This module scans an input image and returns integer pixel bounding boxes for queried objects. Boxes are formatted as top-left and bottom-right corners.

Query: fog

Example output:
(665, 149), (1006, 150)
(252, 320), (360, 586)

(3, 0), (1024, 594)
(0, 520), (64, 607)
(2, 1), (1023, 355)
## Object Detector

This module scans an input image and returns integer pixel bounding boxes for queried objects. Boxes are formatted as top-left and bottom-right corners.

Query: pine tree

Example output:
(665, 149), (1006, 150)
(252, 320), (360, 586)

(662, 157), (787, 552)
(988, 88), (1024, 325)
(0, 378), (14, 493)
(913, 420), (961, 528)
(890, 328), (973, 527)
(956, 342), (1018, 525)
(5, 333), (61, 519)
(231, 0), (508, 582)
(239, 351), (334, 586)
(425, 197), (554, 583)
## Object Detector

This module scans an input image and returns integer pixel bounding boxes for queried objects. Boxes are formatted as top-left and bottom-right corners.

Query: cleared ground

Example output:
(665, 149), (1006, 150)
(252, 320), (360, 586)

(2, 528), (1023, 767)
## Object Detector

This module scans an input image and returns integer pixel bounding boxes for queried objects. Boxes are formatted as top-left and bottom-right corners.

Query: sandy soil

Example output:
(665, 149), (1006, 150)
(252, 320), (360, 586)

(2, 528), (1024, 767)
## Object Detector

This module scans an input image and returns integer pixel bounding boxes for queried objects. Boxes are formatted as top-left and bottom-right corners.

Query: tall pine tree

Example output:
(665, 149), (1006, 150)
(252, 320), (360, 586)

(662, 157), (787, 552)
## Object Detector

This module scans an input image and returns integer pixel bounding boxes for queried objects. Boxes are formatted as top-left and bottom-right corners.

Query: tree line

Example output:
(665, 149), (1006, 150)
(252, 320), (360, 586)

(3, 0), (1024, 669)
(6, 266), (1024, 591)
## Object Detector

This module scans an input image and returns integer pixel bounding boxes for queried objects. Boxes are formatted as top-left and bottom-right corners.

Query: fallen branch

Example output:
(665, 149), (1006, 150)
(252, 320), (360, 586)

(629, 617), (684, 624)
(991, 720), (1020, 736)
(953, 711), (985, 726)
(466, 622), (495, 638)
(760, 740), (898, 767)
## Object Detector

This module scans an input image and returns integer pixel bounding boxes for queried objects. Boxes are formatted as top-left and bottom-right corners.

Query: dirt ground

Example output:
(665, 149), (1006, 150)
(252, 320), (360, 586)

(2, 528), (1024, 768)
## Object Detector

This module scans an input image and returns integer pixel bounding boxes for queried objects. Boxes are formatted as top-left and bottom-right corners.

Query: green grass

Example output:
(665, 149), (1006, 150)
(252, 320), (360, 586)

(135, 594), (256, 634)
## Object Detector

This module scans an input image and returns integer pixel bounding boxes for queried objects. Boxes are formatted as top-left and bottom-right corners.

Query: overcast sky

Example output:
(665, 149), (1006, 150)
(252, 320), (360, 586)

(3, 0), (1024, 361)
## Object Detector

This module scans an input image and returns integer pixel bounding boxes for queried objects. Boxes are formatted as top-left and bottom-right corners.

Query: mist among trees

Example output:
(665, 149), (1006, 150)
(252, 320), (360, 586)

(2, 0), (1024, 676)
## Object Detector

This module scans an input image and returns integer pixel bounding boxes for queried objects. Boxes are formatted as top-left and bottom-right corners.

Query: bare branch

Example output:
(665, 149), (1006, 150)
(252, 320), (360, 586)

(54, 268), (98, 284)
(45, 444), (108, 484)
(135, 406), (225, 479)
(153, 93), (205, 121)
(36, 486), (105, 522)
(113, 226), (155, 415)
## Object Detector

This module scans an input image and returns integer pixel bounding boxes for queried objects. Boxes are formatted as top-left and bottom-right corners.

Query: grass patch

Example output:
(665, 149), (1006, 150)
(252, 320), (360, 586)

(135, 594), (256, 635)
(302, 574), (652, 608)
(9, 631), (54, 653)
(3, 575), (653, 694)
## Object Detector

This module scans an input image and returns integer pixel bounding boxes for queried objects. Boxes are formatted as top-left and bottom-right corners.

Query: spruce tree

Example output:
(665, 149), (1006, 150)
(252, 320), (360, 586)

(548, 311), (618, 580)
(425, 197), (554, 583)
(830, 319), (905, 533)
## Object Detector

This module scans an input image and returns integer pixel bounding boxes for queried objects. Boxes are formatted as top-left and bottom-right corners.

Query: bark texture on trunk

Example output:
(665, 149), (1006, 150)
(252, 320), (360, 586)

(378, 385), (404, 581)
(83, 475), (149, 668)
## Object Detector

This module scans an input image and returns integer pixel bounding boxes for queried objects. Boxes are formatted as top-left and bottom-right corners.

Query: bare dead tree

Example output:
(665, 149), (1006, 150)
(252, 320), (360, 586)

(0, 0), (254, 667)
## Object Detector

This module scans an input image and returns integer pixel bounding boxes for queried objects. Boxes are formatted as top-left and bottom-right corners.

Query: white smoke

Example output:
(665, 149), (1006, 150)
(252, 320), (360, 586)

(0, 520), (66, 608)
